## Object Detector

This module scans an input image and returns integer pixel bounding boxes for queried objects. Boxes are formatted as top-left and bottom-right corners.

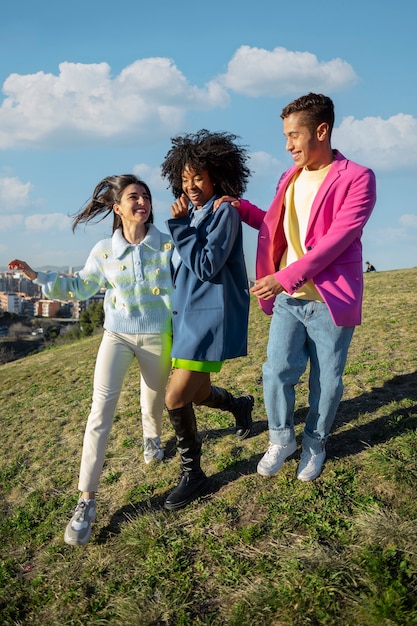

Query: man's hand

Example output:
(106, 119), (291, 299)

(213, 195), (240, 211)
(250, 275), (283, 300)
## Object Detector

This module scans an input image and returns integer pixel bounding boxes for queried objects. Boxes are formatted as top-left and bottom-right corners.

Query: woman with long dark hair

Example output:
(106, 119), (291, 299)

(9, 174), (173, 544)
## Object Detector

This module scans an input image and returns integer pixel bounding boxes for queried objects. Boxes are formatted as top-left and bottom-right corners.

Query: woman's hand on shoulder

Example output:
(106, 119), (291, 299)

(213, 196), (240, 212)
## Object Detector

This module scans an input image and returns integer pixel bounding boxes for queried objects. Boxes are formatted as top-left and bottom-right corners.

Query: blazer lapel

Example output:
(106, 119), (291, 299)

(306, 153), (345, 232)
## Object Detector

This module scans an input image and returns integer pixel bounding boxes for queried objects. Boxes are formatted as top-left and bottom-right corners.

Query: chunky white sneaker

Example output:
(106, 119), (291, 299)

(257, 440), (297, 477)
(297, 449), (326, 481)
(144, 437), (164, 465)
(64, 497), (96, 546)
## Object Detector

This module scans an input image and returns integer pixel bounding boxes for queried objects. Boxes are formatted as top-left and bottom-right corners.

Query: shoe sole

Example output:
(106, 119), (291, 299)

(236, 428), (251, 441)
(297, 472), (322, 482)
(64, 526), (93, 546)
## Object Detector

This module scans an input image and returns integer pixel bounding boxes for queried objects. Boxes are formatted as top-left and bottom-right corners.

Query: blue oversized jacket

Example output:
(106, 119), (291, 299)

(166, 197), (250, 361)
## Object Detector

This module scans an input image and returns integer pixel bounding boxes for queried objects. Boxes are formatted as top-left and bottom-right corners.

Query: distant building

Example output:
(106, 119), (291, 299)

(20, 297), (39, 317)
(72, 292), (105, 319)
(34, 300), (61, 318)
(0, 292), (22, 314)
(0, 271), (105, 319)
(0, 272), (41, 297)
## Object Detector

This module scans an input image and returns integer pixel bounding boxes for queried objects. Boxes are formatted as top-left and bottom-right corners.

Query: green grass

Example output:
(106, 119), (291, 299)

(1, 268), (417, 625)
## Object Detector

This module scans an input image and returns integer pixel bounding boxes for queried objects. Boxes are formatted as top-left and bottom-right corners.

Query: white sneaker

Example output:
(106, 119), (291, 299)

(297, 449), (326, 481)
(144, 437), (164, 465)
(257, 440), (297, 477)
(64, 497), (96, 546)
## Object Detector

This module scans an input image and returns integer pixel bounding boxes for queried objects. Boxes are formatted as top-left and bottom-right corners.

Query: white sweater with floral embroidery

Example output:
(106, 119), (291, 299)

(34, 226), (173, 334)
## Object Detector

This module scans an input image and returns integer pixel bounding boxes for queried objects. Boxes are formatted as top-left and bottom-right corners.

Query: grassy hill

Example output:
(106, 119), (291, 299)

(1, 268), (416, 625)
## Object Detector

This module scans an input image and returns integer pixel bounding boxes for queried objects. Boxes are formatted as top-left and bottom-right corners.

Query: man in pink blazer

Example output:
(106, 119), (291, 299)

(237, 93), (376, 481)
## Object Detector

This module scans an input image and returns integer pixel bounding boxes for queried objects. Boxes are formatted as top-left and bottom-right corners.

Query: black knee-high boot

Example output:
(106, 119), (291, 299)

(164, 403), (208, 511)
(198, 386), (254, 440)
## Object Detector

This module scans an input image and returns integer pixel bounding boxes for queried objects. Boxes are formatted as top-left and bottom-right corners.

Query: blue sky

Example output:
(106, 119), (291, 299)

(1, 0), (416, 277)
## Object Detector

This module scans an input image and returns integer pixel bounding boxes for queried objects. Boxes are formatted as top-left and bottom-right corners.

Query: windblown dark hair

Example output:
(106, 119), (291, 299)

(281, 93), (335, 139)
(161, 129), (251, 199)
(71, 174), (153, 233)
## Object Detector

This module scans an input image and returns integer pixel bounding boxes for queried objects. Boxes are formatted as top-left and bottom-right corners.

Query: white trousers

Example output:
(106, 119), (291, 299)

(78, 329), (172, 492)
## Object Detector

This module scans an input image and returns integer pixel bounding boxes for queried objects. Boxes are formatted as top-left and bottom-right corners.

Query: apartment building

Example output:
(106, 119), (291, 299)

(33, 300), (61, 318)
(0, 292), (22, 314)
(0, 271), (106, 319)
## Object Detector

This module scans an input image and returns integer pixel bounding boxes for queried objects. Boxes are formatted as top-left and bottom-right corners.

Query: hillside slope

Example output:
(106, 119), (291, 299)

(1, 268), (416, 625)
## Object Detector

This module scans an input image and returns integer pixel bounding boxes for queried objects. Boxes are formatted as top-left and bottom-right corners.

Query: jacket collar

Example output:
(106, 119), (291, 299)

(265, 150), (347, 230)
(187, 194), (216, 213)
(112, 224), (162, 259)
(284, 149), (344, 178)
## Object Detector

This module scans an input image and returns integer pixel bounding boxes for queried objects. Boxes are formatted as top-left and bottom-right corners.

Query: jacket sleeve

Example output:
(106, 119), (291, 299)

(274, 166), (376, 294)
(236, 199), (266, 230)
(167, 202), (242, 282)
(34, 248), (104, 301)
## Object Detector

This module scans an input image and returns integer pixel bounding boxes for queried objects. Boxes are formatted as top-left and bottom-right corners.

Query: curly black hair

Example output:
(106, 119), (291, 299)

(161, 129), (251, 199)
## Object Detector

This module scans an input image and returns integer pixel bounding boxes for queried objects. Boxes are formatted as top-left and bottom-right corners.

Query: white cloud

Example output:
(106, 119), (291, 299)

(25, 213), (72, 231)
(218, 46), (358, 97)
(1, 214), (24, 230)
(249, 151), (282, 178)
(0, 48), (359, 150)
(0, 176), (33, 210)
(334, 113), (417, 170)
(0, 59), (230, 149)
(399, 214), (417, 228)
(132, 163), (167, 194)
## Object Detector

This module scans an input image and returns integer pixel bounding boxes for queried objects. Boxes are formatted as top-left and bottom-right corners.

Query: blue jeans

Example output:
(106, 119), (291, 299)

(262, 294), (354, 453)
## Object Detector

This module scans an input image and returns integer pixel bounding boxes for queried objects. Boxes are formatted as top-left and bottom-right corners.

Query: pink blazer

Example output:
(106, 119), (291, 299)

(238, 151), (376, 326)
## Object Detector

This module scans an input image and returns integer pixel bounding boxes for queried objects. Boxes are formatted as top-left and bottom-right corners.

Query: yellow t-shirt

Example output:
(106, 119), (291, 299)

(280, 164), (332, 301)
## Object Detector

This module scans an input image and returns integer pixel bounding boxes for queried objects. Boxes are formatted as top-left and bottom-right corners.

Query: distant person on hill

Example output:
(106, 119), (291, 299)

(217, 93), (376, 481)
(365, 261), (376, 272)
(160, 129), (253, 511)
(9, 174), (173, 546)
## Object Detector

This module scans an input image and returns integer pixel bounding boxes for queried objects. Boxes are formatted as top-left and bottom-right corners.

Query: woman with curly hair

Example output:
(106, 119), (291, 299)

(161, 129), (254, 510)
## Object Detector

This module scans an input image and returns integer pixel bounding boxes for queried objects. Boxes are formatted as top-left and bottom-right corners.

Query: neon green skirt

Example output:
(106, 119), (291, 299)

(172, 358), (224, 373)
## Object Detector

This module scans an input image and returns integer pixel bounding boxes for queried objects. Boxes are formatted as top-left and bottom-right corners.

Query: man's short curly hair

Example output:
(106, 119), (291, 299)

(161, 129), (251, 198)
